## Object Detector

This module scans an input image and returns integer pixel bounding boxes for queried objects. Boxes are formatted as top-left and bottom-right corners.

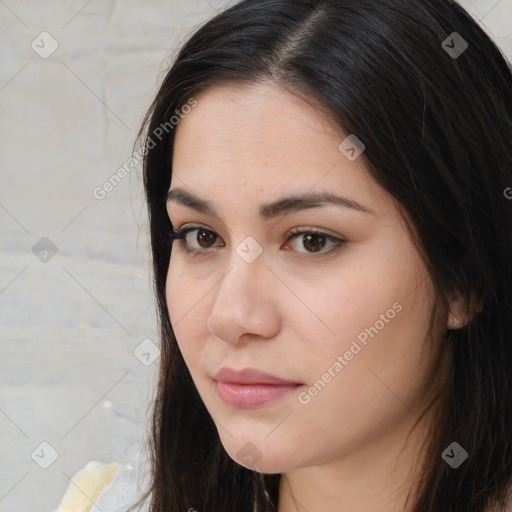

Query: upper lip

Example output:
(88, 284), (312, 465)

(213, 367), (301, 385)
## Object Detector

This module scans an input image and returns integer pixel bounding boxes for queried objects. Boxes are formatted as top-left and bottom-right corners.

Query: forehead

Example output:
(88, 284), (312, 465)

(170, 81), (389, 218)
(173, 81), (343, 168)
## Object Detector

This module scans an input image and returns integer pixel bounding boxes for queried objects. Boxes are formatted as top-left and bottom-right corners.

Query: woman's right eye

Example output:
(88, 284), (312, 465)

(169, 226), (223, 254)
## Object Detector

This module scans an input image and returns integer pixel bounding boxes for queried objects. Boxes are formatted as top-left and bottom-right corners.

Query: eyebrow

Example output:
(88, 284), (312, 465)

(166, 188), (377, 219)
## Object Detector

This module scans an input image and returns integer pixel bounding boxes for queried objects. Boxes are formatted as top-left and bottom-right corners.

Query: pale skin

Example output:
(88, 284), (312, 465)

(165, 81), (467, 512)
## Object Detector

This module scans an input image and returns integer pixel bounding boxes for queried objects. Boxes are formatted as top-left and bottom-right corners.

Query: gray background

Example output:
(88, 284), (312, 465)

(1, 1), (510, 510)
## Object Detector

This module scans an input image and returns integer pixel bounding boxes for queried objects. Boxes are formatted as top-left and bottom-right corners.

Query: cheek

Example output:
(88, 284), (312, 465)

(165, 252), (202, 323)
(305, 277), (436, 414)
(295, 247), (436, 398)
(165, 257), (211, 365)
(287, 260), (405, 363)
(287, 283), (437, 464)
(165, 257), (181, 326)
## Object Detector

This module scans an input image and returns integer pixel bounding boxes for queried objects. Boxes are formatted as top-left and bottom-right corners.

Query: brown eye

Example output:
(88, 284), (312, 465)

(285, 229), (346, 256)
(302, 233), (327, 252)
(169, 226), (223, 254)
(196, 229), (217, 248)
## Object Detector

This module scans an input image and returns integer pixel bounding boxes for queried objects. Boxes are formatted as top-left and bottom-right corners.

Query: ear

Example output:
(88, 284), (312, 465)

(447, 292), (484, 330)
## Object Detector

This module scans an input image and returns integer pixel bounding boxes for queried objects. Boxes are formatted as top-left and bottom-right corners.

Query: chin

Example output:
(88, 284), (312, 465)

(218, 434), (297, 474)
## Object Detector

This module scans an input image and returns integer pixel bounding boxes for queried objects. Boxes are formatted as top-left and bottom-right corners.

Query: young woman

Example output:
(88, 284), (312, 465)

(129, 0), (512, 510)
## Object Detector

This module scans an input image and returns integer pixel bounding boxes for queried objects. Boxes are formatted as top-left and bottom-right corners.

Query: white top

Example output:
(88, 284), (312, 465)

(91, 460), (150, 512)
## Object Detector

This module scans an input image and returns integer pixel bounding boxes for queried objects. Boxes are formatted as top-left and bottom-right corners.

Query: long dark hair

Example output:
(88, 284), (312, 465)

(128, 1), (512, 510)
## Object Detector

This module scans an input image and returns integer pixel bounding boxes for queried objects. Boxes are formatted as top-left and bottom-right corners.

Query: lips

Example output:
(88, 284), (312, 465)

(213, 366), (302, 385)
(212, 367), (302, 408)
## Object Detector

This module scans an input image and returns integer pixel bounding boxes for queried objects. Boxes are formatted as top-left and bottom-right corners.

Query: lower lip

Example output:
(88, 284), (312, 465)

(215, 381), (301, 408)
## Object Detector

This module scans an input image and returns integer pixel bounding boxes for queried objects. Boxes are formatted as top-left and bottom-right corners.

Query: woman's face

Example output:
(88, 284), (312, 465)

(165, 82), (449, 474)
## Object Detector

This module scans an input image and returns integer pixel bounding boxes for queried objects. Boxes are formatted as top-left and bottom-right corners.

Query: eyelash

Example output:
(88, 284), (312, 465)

(167, 225), (346, 258)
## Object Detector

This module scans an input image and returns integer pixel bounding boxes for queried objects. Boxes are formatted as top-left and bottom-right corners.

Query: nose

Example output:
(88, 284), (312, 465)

(206, 254), (280, 345)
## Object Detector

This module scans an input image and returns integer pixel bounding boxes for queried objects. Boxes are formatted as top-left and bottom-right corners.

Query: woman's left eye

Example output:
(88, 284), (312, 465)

(168, 225), (346, 257)
(285, 229), (346, 255)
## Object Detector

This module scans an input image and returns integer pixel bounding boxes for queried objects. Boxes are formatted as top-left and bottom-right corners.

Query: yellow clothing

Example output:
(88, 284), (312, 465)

(54, 461), (119, 512)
